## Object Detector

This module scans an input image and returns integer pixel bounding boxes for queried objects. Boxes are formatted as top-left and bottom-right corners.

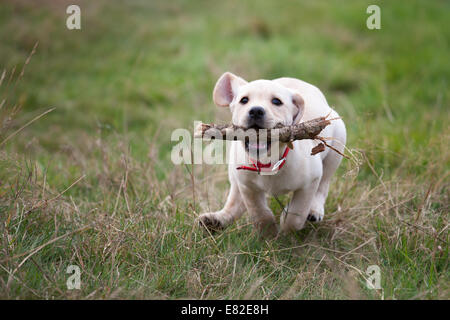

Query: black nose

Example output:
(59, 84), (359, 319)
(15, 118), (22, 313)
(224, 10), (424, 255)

(248, 106), (265, 119)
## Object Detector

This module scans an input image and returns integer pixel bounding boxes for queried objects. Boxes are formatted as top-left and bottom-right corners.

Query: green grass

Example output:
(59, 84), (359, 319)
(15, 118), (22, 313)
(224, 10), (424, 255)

(0, 0), (448, 299)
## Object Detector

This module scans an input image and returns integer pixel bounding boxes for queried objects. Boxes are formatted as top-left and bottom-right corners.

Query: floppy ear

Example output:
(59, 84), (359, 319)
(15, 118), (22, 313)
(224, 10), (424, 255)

(291, 92), (305, 124)
(213, 72), (247, 107)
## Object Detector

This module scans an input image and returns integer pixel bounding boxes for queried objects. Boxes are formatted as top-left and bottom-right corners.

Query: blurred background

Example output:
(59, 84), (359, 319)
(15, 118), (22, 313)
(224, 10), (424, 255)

(0, 0), (448, 299)
(1, 0), (448, 176)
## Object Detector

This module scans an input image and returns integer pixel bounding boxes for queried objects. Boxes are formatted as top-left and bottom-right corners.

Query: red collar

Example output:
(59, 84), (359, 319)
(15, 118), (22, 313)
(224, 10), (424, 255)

(236, 147), (291, 174)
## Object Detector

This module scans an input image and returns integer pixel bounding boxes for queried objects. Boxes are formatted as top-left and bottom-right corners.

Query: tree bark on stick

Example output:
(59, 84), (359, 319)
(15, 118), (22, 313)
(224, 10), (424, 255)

(194, 116), (331, 142)
(193, 116), (349, 157)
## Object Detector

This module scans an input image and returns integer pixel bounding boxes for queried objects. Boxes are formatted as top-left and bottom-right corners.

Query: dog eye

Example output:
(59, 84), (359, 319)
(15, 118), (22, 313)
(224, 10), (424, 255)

(240, 97), (249, 104)
(272, 98), (283, 106)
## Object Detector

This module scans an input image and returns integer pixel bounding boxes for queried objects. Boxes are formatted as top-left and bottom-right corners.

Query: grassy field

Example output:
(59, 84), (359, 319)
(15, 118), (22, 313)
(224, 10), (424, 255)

(0, 0), (448, 299)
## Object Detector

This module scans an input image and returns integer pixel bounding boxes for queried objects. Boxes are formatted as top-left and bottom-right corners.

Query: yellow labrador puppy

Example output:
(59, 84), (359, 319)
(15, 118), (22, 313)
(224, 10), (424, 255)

(199, 72), (346, 237)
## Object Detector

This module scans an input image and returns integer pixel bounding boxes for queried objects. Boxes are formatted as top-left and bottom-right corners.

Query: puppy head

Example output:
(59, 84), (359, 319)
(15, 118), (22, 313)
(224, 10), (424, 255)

(213, 72), (304, 128)
(213, 72), (304, 156)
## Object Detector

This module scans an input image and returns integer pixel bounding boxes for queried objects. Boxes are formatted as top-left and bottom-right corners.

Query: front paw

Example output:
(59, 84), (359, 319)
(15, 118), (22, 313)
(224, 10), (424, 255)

(307, 209), (324, 222)
(198, 213), (225, 233)
(254, 217), (279, 239)
(279, 212), (306, 234)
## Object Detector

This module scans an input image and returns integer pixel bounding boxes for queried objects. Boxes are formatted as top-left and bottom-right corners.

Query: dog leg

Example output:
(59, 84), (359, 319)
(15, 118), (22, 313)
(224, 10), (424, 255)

(280, 179), (320, 233)
(308, 122), (346, 222)
(239, 185), (278, 238)
(199, 183), (245, 232)
(308, 161), (334, 222)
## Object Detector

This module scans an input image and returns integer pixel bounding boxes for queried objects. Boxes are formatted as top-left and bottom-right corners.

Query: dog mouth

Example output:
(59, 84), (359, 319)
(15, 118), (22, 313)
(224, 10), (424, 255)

(244, 140), (272, 154)
(244, 124), (272, 156)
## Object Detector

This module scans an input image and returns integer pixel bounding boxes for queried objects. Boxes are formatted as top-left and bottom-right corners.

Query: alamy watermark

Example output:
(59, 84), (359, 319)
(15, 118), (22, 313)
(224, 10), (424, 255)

(366, 5), (381, 30)
(66, 265), (81, 290)
(66, 5), (81, 30)
(366, 265), (381, 290)
(171, 121), (286, 175)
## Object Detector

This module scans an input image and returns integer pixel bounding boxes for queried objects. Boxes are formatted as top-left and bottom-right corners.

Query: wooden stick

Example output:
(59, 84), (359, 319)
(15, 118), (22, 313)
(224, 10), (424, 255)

(194, 116), (349, 157)
(194, 116), (332, 142)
